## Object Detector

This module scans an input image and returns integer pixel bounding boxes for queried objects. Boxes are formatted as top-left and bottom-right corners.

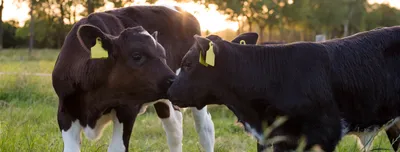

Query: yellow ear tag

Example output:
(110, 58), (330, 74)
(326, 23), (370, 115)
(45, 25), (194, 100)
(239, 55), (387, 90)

(240, 40), (246, 45)
(205, 42), (215, 66)
(199, 51), (208, 67)
(90, 37), (108, 59)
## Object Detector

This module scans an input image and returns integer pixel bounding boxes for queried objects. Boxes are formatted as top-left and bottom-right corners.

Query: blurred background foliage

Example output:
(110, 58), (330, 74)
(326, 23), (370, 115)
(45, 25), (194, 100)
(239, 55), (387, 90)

(0, 0), (399, 50)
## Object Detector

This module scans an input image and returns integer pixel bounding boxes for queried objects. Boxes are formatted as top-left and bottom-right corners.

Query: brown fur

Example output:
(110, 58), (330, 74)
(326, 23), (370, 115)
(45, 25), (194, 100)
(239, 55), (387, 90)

(52, 6), (201, 151)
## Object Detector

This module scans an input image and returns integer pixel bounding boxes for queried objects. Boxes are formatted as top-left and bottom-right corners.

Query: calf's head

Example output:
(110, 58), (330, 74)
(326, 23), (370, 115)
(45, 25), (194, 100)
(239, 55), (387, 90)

(168, 32), (258, 108)
(77, 24), (175, 102)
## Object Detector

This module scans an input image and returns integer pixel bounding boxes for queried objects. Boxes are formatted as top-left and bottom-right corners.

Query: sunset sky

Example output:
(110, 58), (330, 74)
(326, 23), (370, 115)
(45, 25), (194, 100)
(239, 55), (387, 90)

(3, 0), (400, 32)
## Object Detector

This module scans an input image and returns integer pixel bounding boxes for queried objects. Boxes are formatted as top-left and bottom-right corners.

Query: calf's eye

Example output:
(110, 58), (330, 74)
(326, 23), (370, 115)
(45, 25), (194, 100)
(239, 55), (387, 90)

(132, 52), (146, 65)
(132, 53), (142, 61)
(182, 62), (192, 71)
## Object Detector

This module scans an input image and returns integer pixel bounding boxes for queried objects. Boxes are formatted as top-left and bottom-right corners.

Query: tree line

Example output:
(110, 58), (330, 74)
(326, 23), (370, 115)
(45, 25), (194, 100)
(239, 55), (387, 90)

(1, 0), (399, 50)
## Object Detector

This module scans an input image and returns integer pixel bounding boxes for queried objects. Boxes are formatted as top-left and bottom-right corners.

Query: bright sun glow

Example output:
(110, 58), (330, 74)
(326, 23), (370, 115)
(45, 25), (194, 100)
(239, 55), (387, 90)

(369, 0), (400, 8)
(154, 0), (238, 32)
(97, 0), (239, 32)
(3, 0), (400, 32)
(3, 0), (30, 27)
(3, 0), (238, 32)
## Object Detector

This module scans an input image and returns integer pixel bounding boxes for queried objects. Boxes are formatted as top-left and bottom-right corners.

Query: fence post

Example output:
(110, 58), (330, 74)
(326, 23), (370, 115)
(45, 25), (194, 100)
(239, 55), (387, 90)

(315, 34), (326, 42)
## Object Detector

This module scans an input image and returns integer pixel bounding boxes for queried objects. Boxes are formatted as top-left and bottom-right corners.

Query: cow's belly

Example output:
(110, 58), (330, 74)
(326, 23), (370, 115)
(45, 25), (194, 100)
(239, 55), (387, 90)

(83, 110), (115, 141)
(81, 101), (156, 141)
(334, 89), (400, 131)
(341, 111), (397, 132)
(340, 103), (400, 132)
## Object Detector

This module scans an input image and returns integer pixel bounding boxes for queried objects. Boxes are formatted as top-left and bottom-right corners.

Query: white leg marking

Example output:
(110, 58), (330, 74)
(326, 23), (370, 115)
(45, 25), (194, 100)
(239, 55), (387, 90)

(159, 99), (183, 152)
(108, 110), (125, 152)
(191, 106), (215, 152)
(138, 104), (149, 115)
(139, 101), (158, 115)
(62, 120), (82, 152)
(83, 112), (112, 141)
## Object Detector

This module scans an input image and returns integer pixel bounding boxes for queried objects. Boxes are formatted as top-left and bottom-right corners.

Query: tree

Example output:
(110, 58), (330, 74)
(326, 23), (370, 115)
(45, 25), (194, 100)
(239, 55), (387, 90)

(364, 3), (400, 30)
(29, 0), (34, 54)
(251, 0), (283, 43)
(109, 0), (127, 8)
(341, 0), (367, 37)
(15, 0), (71, 49)
(3, 21), (22, 48)
(8, 0), (400, 49)
(0, 0), (4, 50)
(58, 0), (65, 47)
(84, 0), (105, 15)
(190, 0), (251, 31)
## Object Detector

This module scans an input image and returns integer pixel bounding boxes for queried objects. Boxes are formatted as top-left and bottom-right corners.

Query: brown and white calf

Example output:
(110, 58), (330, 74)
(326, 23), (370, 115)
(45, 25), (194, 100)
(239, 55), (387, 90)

(52, 5), (215, 152)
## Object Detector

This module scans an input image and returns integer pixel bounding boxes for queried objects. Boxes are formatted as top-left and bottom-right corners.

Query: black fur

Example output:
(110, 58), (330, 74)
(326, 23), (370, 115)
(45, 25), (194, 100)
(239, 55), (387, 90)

(168, 26), (400, 152)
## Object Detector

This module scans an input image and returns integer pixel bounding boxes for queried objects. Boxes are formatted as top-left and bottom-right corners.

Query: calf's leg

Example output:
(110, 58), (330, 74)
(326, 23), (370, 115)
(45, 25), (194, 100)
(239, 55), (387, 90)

(61, 120), (82, 152)
(155, 100), (183, 152)
(113, 106), (139, 152)
(58, 111), (82, 152)
(191, 106), (215, 152)
(108, 110), (125, 152)
(302, 114), (342, 152)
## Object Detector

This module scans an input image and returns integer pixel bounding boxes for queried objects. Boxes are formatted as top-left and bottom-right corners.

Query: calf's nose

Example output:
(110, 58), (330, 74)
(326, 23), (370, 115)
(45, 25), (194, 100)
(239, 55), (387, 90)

(166, 77), (175, 87)
(159, 75), (176, 92)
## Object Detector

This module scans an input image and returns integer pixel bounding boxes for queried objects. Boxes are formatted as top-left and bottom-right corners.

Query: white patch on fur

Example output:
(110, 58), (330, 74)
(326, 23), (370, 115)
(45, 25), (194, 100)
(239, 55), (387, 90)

(244, 123), (264, 143)
(159, 99), (183, 152)
(83, 112), (113, 141)
(62, 120), (82, 152)
(139, 30), (157, 46)
(108, 110), (125, 152)
(191, 106), (215, 152)
(175, 68), (181, 75)
(138, 100), (159, 115)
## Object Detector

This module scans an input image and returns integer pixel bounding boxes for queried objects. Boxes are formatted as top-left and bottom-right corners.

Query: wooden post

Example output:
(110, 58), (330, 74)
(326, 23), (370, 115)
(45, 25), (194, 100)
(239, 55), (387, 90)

(28, 0), (34, 55)
(0, 0), (4, 51)
(315, 34), (326, 42)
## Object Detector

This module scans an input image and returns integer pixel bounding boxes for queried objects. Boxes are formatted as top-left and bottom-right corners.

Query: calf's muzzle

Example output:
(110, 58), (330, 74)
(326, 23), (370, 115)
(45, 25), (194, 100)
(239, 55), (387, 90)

(158, 75), (176, 98)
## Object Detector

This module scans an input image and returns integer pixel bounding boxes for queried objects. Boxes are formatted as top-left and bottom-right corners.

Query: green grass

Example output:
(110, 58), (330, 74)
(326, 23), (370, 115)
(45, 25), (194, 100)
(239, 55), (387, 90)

(0, 49), (396, 152)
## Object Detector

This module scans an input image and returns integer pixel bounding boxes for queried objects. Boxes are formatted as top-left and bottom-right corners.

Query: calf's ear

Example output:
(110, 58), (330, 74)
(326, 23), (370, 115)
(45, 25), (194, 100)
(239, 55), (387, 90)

(231, 32), (259, 44)
(151, 31), (158, 42)
(194, 35), (218, 66)
(194, 35), (213, 52)
(77, 24), (113, 55)
(206, 34), (223, 42)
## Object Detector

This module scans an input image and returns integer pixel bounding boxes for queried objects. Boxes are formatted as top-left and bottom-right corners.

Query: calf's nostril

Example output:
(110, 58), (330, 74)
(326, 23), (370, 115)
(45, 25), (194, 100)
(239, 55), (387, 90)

(167, 77), (175, 85)
(160, 76), (176, 92)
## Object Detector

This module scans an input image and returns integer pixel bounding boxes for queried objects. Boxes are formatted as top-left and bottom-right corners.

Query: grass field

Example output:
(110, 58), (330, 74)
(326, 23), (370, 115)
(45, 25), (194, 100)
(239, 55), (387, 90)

(0, 49), (396, 152)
